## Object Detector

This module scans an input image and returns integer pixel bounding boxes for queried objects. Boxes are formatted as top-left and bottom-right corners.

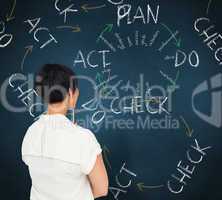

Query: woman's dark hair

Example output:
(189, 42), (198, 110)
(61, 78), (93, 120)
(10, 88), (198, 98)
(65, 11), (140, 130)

(35, 64), (78, 104)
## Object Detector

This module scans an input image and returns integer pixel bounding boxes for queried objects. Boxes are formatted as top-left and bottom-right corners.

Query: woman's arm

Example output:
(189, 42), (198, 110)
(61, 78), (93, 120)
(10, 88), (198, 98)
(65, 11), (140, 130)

(88, 154), (109, 198)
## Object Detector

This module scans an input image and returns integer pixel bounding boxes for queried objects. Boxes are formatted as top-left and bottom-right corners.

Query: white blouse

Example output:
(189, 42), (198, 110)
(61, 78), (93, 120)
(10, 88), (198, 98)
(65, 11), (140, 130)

(22, 114), (102, 200)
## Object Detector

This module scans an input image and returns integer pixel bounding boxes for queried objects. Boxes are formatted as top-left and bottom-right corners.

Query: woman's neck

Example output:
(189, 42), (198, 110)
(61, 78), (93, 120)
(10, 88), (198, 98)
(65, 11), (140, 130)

(47, 103), (68, 115)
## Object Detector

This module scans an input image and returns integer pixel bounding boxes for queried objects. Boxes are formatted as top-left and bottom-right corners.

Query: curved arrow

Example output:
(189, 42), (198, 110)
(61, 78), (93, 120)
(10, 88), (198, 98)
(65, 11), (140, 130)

(56, 25), (80, 32)
(21, 45), (33, 71)
(81, 4), (106, 12)
(102, 145), (112, 169)
(179, 116), (194, 137)
(160, 23), (181, 48)
(137, 182), (164, 192)
(96, 24), (113, 43)
(206, 0), (213, 15)
(6, 0), (16, 22)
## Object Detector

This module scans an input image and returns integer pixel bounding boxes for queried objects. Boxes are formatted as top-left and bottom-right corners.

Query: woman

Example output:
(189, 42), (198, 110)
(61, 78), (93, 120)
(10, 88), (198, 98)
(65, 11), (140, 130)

(21, 64), (108, 200)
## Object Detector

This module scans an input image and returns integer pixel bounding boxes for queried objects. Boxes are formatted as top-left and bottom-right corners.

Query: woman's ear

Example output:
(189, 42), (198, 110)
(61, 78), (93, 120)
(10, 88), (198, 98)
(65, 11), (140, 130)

(73, 88), (79, 107)
(68, 88), (79, 108)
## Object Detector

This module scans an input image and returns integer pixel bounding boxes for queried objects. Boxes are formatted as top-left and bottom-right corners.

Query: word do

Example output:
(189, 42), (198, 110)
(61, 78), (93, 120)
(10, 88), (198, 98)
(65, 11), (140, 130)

(175, 50), (199, 68)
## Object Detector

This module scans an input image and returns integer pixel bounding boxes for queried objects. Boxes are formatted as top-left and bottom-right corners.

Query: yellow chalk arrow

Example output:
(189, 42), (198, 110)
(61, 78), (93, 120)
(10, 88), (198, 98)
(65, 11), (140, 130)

(56, 25), (80, 32)
(137, 182), (164, 192)
(6, 0), (16, 22)
(179, 116), (194, 137)
(102, 145), (112, 170)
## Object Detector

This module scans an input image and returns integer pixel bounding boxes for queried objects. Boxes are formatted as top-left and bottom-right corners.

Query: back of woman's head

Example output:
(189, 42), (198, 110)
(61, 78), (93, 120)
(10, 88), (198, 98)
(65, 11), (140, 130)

(35, 64), (78, 104)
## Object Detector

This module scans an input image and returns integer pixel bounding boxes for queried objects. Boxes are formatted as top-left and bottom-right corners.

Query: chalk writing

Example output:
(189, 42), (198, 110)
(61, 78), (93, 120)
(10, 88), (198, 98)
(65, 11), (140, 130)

(149, 30), (160, 46)
(206, 0), (213, 15)
(24, 18), (58, 49)
(194, 17), (222, 66)
(137, 182), (164, 191)
(97, 24), (113, 43)
(0, 73), (44, 118)
(122, 95), (169, 114)
(6, 0), (16, 22)
(73, 50), (112, 68)
(179, 116), (193, 137)
(107, 0), (123, 5)
(0, 21), (13, 48)
(117, 4), (160, 26)
(102, 145), (112, 169)
(160, 23), (181, 48)
(158, 30), (179, 52)
(159, 70), (180, 93)
(81, 4), (106, 12)
(109, 163), (137, 200)
(175, 50), (199, 68)
(21, 45), (33, 71)
(167, 139), (211, 194)
(54, 0), (78, 23)
(56, 25), (80, 32)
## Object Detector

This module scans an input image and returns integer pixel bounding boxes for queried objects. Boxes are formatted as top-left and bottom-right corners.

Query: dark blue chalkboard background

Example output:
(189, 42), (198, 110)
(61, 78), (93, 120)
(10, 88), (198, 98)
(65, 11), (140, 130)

(0, 0), (222, 199)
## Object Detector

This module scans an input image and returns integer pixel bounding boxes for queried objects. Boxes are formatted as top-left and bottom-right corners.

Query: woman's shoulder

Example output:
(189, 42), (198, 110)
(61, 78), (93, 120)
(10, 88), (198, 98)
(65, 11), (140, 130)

(72, 124), (95, 139)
